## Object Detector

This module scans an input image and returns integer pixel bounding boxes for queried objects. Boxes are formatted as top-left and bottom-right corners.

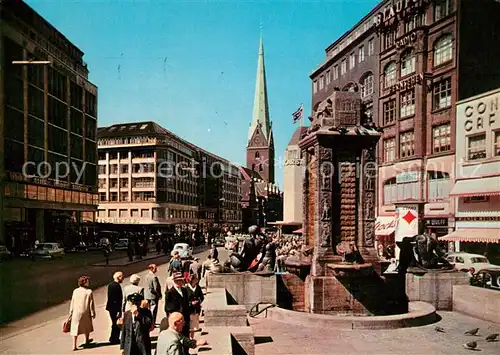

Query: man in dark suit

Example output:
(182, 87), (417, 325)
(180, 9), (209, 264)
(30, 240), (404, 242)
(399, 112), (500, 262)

(106, 271), (124, 344)
(120, 293), (153, 355)
(164, 272), (191, 337)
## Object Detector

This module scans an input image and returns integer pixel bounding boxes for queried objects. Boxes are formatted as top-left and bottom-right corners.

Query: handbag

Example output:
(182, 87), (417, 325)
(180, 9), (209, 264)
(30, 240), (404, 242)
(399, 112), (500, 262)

(62, 316), (71, 333)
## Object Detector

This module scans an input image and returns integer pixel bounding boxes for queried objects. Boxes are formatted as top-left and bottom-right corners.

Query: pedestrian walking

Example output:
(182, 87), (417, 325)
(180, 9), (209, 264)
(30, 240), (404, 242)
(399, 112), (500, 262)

(144, 264), (162, 326)
(186, 274), (204, 339)
(164, 272), (191, 338)
(168, 252), (182, 277)
(127, 239), (134, 261)
(68, 276), (96, 351)
(123, 274), (144, 312)
(182, 259), (191, 282)
(106, 271), (124, 345)
(201, 255), (213, 279)
(155, 312), (207, 355)
(120, 293), (153, 355)
(189, 257), (202, 280)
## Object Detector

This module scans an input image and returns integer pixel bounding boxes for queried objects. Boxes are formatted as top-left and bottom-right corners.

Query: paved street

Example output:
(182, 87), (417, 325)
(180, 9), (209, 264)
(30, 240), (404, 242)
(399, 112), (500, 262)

(250, 311), (500, 355)
(0, 247), (221, 355)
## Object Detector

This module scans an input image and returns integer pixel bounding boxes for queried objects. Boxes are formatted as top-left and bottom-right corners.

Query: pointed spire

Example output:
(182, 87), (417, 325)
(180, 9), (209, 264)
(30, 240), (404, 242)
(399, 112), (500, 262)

(248, 34), (271, 143)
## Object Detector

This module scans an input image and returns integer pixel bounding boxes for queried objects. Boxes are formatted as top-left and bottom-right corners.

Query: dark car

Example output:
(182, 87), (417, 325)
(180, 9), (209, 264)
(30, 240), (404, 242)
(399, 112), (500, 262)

(470, 268), (500, 291)
(213, 236), (225, 247)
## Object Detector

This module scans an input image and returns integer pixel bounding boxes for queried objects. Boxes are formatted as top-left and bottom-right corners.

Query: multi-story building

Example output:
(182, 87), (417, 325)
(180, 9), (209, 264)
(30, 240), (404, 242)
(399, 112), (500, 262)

(310, 0), (500, 247)
(281, 126), (307, 230)
(0, 0), (98, 249)
(310, 5), (381, 133)
(442, 88), (500, 262)
(97, 121), (242, 231)
(376, 0), (500, 241)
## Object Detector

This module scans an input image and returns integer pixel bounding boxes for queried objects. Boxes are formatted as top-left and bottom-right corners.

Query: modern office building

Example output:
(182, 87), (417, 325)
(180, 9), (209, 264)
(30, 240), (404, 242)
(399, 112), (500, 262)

(0, 0), (98, 249)
(310, 0), (500, 249)
(96, 121), (242, 231)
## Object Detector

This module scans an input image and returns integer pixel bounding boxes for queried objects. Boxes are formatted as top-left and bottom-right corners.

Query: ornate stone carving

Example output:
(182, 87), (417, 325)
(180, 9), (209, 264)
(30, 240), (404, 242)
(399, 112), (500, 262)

(321, 199), (331, 221)
(364, 221), (375, 247)
(320, 162), (332, 191)
(320, 223), (331, 247)
(364, 192), (375, 219)
(318, 146), (332, 161)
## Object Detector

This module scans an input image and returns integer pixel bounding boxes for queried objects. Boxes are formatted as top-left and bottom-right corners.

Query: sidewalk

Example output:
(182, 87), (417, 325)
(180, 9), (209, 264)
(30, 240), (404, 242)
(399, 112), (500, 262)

(0, 246), (215, 347)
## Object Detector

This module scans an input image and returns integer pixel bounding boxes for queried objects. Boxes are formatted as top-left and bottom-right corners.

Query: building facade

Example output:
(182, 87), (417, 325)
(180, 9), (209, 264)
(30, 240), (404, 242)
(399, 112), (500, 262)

(0, 0), (98, 249)
(97, 122), (242, 231)
(376, 0), (500, 241)
(282, 127), (307, 225)
(443, 88), (500, 262)
(310, 0), (500, 247)
(241, 35), (283, 228)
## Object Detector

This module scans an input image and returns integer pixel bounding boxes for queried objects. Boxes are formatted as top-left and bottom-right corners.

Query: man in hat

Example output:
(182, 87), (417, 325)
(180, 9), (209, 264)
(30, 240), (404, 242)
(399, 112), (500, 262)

(164, 272), (191, 337)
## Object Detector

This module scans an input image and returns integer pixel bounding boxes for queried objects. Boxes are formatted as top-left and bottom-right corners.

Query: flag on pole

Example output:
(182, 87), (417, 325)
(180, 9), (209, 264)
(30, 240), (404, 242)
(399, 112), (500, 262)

(292, 104), (303, 123)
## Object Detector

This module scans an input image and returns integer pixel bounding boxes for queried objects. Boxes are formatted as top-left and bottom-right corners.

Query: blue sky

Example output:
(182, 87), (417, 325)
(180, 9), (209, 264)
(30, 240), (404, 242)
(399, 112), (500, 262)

(26, 0), (379, 187)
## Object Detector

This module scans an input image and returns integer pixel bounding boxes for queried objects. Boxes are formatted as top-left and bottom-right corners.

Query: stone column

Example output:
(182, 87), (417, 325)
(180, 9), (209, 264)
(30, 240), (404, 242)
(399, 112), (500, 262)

(337, 151), (357, 248)
(0, 31), (5, 244)
(361, 145), (377, 248)
(311, 144), (334, 276)
(301, 150), (309, 246)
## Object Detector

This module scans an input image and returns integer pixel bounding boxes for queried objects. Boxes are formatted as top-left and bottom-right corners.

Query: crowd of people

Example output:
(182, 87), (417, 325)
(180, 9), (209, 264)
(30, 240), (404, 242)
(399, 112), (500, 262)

(65, 250), (218, 354)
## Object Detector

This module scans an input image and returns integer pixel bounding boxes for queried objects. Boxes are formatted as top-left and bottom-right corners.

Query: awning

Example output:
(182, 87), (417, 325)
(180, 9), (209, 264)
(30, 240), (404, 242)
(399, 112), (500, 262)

(450, 177), (500, 197)
(293, 228), (303, 234)
(375, 216), (396, 236)
(440, 228), (500, 243)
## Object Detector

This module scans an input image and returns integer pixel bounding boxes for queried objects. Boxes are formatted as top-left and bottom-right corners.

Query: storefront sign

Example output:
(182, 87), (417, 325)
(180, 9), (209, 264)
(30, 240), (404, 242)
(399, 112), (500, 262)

(284, 159), (302, 166)
(463, 95), (499, 132)
(389, 73), (424, 93)
(374, 0), (430, 28)
(425, 218), (448, 227)
(375, 218), (397, 232)
(456, 216), (500, 222)
(396, 171), (420, 184)
(395, 32), (418, 49)
(99, 218), (142, 224)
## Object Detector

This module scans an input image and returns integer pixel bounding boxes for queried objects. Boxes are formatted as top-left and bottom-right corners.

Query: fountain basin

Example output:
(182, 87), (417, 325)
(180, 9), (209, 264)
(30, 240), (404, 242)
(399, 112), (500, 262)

(327, 262), (373, 278)
(265, 301), (437, 330)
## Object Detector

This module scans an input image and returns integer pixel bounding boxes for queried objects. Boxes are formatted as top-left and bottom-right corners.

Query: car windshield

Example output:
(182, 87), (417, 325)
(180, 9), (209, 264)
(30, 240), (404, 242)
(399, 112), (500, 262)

(174, 244), (187, 249)
(471, 257), (488, 263)
(38, 244), (53, 249)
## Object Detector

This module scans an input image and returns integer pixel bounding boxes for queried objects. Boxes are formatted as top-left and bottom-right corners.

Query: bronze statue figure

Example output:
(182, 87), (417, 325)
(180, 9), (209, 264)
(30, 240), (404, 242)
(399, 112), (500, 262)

(224, 225), (266, 273)
(396, 233), (452, 273)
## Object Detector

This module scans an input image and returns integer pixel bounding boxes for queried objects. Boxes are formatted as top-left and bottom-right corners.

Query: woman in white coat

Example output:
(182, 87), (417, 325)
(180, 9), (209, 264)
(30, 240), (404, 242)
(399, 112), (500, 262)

(69, 275), (96, 351)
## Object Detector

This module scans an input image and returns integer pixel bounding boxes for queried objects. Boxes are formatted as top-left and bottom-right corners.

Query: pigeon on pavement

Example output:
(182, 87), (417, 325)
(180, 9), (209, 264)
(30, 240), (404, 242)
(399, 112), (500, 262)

(465, 328), (479, 336)
(435, 326), (445, 333)
(485, 333), (499, 342)
(463, 341), (477, 350)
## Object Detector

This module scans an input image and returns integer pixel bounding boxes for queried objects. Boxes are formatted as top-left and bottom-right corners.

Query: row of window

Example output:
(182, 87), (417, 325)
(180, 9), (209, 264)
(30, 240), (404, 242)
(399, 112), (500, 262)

(383, 123), (451, 162)
(382, 78), (452, 125)
(4, 182), (98, 205)
(383, 172), (450, 205)
(467, 131), (500, 161)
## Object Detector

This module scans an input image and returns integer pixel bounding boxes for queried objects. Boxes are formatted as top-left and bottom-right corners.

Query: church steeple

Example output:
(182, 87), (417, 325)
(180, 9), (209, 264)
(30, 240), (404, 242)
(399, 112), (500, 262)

(246, 33), (275, 184)
(248, 34), (272, 143)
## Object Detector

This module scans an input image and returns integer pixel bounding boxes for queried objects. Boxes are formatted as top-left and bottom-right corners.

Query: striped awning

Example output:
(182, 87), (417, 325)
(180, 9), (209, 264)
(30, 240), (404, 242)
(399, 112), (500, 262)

(440, 228), (500, 243)
(450, 177), (500, 197)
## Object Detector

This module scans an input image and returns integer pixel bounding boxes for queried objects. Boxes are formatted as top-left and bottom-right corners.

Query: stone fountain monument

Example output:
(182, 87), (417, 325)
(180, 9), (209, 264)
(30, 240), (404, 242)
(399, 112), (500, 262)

(298, 91), (403, 315)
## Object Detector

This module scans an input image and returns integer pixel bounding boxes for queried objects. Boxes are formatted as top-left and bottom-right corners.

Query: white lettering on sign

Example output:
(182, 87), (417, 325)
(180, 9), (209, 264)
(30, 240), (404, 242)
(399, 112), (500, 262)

(374, 0), (429, 27)
(396, 171), (420, 184)
(375, 219), (397, 231)
(395, 32), (418, 49)
(389, 73), (424, 93)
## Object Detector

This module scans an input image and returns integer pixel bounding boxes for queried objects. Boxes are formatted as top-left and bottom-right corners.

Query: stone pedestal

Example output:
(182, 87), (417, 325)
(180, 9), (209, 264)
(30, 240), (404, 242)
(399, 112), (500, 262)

(405, 270), (469, 310)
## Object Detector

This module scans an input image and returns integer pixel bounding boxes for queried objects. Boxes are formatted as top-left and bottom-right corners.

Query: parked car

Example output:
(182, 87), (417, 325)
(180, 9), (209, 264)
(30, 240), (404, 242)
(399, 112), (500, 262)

(115, 238), (129, 251)
(470, 268), (500, 291)
(213, 237), (225, 247)
(64, 242), (88, 253)
(171, 243), (192, 259)
(445, 252), (500, 273)
(31, 243), (65, 259)
(0, 245), (11, 261)
(99, 237), (112, 249)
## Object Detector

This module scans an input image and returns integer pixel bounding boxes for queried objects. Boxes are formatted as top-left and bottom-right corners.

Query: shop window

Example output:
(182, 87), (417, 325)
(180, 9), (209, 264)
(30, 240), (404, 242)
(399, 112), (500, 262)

(428, 171), (450, 201)
(467, 134), (486, 160)
(383, 178), (398, 205)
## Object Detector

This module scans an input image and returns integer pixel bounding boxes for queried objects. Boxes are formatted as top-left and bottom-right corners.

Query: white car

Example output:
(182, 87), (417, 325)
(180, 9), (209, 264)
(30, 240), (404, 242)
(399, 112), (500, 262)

(171, 243), (192, 259)
(446, 252), (500, 273)
(115, 238), (129, 250)
(31, 243), (65, 259)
